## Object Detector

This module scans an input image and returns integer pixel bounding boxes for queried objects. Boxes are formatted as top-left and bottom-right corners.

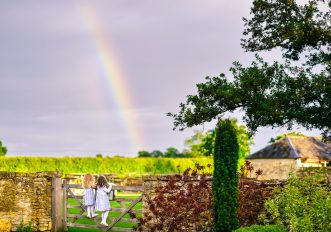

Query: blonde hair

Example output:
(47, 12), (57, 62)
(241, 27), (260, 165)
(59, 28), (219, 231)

(82, 173), (95, 188)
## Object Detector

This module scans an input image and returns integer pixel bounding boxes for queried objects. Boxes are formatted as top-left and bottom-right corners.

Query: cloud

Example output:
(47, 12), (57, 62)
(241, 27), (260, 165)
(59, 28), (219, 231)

(0, 0), (322, 156)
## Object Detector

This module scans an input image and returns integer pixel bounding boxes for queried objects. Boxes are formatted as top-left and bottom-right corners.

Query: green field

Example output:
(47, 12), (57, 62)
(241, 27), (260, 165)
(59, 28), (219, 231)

(67, 193), (142, 232)
(0, 157), (213, 176)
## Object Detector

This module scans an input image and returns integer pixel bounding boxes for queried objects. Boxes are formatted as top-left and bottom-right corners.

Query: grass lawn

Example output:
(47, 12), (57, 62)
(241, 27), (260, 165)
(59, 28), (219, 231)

(67, 193), (142, 232)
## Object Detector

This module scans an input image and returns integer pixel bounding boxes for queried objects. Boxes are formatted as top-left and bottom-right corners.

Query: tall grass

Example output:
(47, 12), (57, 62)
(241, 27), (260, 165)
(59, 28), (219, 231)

(0, 157), (213, 176)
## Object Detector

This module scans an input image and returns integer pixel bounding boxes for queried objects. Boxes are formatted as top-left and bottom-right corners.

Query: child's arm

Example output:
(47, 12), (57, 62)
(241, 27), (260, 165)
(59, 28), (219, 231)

(103, 184), (113, 193)
(90, 183), (96, 189)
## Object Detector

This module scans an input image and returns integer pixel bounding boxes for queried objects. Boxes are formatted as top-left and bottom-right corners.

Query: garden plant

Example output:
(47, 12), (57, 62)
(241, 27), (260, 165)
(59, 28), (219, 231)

(212, 119), (240, 231)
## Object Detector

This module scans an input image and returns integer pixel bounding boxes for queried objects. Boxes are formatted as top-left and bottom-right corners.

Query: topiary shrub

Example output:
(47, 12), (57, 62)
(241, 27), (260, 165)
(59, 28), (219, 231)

(213, 119), (240, 231)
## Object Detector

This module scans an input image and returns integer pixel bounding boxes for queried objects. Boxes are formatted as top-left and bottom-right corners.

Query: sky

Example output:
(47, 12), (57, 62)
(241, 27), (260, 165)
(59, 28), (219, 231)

(0, 0), (320, 156)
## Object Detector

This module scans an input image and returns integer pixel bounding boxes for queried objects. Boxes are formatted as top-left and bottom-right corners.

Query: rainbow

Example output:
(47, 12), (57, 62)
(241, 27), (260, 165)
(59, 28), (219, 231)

(76, 2), (142, 154)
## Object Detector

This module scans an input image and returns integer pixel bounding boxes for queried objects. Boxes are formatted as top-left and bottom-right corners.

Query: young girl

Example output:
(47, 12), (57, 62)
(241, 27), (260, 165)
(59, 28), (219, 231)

(95, 175), (113, 226)
(82, 173), (98, 218)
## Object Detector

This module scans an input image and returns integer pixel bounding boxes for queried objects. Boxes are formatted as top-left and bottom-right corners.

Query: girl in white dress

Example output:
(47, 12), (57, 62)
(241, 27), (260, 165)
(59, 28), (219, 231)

(82, 173), (98, 218)
(95, 175), (113, 226)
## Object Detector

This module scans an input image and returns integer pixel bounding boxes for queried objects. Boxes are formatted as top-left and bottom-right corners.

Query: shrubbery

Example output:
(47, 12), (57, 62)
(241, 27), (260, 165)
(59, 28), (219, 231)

(137, 164), (213, 231)
(263, 169), (331, 232)
(234, 225), (287, 232)
(238, 161), (275, 227)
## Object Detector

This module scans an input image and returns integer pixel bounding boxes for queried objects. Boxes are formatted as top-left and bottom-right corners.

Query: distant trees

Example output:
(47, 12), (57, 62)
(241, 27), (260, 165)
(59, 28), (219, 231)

(0, 141), (7, 156)
(163, 147), (188, 158)
(137, 150), (151, 158)
(138, 120), (252, 159)
(184, 130), (214, 157)
(268, 132), (305, 144)
(184, 120), (253, 162)
(150, 150), (163, 158)
(137, 148), (190, 158)
(95, 153), (103, 158)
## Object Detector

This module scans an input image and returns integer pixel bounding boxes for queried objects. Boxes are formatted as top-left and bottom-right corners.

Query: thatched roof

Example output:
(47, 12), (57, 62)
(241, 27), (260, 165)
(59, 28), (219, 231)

(247, 136), (331, 162)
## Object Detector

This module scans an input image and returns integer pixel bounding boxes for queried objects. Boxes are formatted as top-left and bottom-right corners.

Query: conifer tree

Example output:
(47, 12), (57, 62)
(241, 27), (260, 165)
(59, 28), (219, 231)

(212, 119), (239, 231)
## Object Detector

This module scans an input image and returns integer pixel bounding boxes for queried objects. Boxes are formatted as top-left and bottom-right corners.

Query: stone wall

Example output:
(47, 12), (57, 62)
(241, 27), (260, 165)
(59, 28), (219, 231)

(0, 172), (61, 231)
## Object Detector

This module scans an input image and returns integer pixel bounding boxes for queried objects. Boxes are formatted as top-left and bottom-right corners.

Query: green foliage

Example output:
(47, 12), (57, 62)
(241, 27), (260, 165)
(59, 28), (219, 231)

(268, 132), (305, 144)
(163, 147), (189, 158)
(138, 148), (188, 158)
(137, 150), (151, 157)
(95, 153), (103, 158)
(168, 0), (331, 141)
(264, 170), (331, 232)
(234, 225), (287, 232)
(212, 119), (240, 231)
(184, 130), (209, 157)
(0, 140), (8, 156)
(150, 150), (163, 158)
(17, 220), (33, 232)
(0, 157), (212, 176)
(184, 121), (253, 162)
(242, 0), (331, 64)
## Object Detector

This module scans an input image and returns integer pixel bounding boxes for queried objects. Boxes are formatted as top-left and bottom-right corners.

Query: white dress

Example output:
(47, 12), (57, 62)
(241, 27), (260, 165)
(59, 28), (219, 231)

(95, 185), (112, 211)
(83, 187), (95, 206)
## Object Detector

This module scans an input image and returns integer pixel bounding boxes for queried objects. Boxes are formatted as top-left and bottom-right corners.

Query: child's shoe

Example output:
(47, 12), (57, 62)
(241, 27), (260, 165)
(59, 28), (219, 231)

(91, 213), (98, 218)
(101, 222), (108, 226)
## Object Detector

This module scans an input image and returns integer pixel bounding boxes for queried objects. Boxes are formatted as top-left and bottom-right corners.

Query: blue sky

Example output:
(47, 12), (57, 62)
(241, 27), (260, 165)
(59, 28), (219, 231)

(0, 0), (320, 156)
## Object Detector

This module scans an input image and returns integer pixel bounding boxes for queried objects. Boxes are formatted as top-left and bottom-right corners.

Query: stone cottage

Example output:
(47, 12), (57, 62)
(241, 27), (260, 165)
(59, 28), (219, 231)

(246, 136), (331, 180)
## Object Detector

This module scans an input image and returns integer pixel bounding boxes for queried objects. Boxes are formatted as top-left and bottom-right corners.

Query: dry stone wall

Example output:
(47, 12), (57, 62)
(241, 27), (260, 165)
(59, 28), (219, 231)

(0, 172), (60, 232)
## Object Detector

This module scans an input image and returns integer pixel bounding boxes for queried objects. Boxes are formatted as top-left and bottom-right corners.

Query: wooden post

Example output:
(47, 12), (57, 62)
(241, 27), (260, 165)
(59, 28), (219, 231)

(52, 176), (64, 232)
(63, 179), (68, 231)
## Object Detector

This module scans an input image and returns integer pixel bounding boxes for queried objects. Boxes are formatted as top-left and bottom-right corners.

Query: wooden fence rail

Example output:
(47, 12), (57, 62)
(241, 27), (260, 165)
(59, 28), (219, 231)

(63, 180), (143, 232)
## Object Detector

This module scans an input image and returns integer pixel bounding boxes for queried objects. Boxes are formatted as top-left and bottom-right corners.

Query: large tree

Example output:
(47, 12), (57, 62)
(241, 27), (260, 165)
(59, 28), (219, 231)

(168, 0), (331, 140)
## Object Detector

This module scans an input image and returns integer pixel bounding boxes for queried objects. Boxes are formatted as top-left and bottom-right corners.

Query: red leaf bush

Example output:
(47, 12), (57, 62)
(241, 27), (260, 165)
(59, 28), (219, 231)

(138, 163), (213, 232)
(238, 161), (277, 227)
(134, 161), (278, 230)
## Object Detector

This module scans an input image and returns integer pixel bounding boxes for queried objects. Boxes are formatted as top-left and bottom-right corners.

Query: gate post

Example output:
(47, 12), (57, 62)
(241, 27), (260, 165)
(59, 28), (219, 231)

(51, 175), (64, 232)
(63, 179), (68, 231)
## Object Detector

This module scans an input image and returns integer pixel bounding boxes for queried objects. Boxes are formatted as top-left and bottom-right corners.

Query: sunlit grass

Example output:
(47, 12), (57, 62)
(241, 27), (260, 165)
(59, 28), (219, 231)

(67, 193), (142, 232)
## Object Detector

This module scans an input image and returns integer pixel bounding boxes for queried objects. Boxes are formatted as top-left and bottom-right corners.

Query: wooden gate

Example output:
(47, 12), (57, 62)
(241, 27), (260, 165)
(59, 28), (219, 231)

(63, 180), (143, 232)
